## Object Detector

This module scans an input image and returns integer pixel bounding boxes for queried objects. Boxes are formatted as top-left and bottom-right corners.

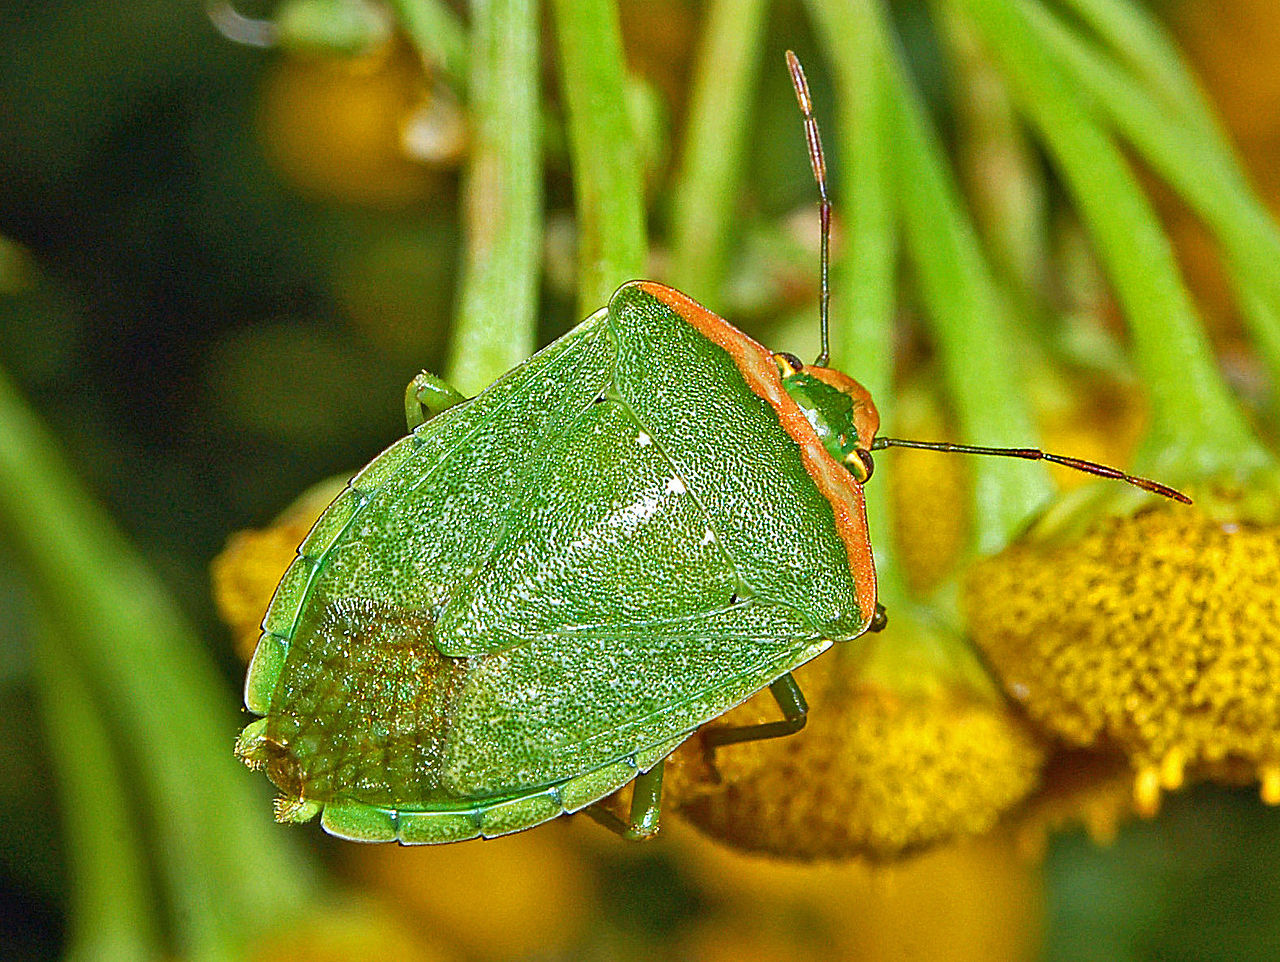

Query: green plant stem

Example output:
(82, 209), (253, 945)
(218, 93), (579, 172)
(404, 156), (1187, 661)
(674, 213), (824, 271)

(549, 0), (648, 314)
(803, 0), (910, 604)
(960, 0), (1271, 482)
(875, 10), (1052, 553)
(666, 0), (771, 306)
(1027, 3), (1280, 404)
(1054, 0), (1220, 134)
(30, 613), (163, 962)
(387, 0), (468, 78)
(0, 368), (318, 962)
(936, 2), (1047, 301)
(444, 0), (540, 394)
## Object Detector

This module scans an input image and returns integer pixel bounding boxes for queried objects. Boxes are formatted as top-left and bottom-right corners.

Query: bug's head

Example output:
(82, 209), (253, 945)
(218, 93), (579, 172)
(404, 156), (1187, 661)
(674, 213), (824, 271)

(774, 352), (880, 483)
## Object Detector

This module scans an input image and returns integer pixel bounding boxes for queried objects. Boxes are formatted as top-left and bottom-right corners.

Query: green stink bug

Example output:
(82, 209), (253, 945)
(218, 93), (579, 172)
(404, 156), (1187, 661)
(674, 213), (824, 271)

(235, 53), (1187, 845)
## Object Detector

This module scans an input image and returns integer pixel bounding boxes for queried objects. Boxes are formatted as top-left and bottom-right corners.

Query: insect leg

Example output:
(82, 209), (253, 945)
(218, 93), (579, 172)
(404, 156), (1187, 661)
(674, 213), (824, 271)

(702, 673), (809, 750)
(582, 761), (665, 840)
(404, 371), (468, 429)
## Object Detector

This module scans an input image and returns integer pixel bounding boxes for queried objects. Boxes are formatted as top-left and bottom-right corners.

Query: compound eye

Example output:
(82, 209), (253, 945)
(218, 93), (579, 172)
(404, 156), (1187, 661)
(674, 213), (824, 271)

(845, 447), (875, 483)
(773, 352), (805, 377)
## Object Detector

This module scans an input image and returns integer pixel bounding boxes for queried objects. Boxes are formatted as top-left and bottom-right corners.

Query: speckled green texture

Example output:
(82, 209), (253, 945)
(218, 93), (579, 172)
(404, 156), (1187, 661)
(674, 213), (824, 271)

(239, 282), (871, 840)
(397, 808), (482, 844)
(635, 734), (689, 772)
(298, 486), (360, 558)
(320, 800), (397, 842)
(243, 632), (287, 714)
(351, 435), (418, 492)
(261, 556), (315, 637)
(558, 759), (638, 812)
(478, 789), (563, 838)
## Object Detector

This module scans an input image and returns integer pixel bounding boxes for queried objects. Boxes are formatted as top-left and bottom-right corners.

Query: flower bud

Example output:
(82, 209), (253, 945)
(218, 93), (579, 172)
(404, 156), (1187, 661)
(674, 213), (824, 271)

(672, 612), (1045, 860)
(966, 498), (1280, 814)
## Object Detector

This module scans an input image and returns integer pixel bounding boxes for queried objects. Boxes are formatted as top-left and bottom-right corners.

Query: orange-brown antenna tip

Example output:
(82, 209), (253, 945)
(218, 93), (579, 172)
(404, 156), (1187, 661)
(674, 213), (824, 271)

(786, 50), (811, 111)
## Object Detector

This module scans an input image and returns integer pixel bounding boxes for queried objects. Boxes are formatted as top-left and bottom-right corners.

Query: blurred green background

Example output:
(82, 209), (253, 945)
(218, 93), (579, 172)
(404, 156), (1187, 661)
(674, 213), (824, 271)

(4, 1), (1280, 960)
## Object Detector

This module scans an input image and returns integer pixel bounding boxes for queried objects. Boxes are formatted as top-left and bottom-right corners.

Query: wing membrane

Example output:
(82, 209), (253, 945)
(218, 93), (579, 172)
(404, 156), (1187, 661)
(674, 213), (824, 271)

(442, 605), (828, 796)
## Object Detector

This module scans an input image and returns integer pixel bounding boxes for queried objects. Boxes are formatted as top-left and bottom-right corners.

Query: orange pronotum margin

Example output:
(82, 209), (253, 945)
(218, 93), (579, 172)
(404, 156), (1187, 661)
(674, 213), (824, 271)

(637, 281), (878, 625)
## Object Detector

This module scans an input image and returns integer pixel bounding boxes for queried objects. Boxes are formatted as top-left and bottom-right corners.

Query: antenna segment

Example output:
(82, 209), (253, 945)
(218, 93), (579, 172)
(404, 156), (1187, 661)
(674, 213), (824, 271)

(785, 50), (831, 368)
(870, 437), (1192, 503)
(782, 52), (1189, 507)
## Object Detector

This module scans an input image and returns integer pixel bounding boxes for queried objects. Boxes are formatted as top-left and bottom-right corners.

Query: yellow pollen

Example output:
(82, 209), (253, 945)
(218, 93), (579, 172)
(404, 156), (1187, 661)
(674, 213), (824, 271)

(1261, 765), (1280, 806)
(212, 474), (349, 660)
(1133, 766), (1162, 819)
(669, 655), (1044, 861)
(887, 390), (971, 593)
(1159, 749), (1185, 791)
(965, 505), (1280, 800)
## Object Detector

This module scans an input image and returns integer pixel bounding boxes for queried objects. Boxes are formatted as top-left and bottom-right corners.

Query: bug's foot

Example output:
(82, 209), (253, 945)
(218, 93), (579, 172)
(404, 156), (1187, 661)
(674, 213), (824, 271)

(234, 717), (271, 770)
(623, 823), (661, 842)
(404, 371), (467, 429)
(581, 800), (662, 841)
(273, 795), (322, 824)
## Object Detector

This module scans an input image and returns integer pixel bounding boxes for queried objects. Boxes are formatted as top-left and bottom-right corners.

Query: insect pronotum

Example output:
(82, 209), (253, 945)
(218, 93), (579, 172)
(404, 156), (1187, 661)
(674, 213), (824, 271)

(235, 51), (1188, 846)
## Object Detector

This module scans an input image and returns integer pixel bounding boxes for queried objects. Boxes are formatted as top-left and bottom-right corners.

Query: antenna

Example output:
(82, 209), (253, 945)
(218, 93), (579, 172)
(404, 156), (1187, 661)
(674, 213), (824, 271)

(783, 52), (1188, 507)
(785, 50), (831, 368)
(870, 437), (1192, 503)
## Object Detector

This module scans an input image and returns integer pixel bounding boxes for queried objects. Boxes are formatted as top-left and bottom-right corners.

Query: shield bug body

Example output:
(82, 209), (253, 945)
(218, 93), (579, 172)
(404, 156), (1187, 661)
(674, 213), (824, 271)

(236, 53), (1186, 844)
(236, 277), (883, 843)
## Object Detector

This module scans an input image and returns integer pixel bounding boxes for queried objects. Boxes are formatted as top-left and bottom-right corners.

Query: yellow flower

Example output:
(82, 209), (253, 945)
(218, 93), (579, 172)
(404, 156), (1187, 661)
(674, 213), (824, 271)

(887, 367), (1144, 595)
(965, 496), (1280, 815)
(249, 898), (459, 962)
(1011, 749), (1136, 857)
(672, 825), (1044, 962)
(670, 610), (1045, 860)
(211, 474), (348, 661)
(344, 822), (593, 961)
(257, 40), (464, 208)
